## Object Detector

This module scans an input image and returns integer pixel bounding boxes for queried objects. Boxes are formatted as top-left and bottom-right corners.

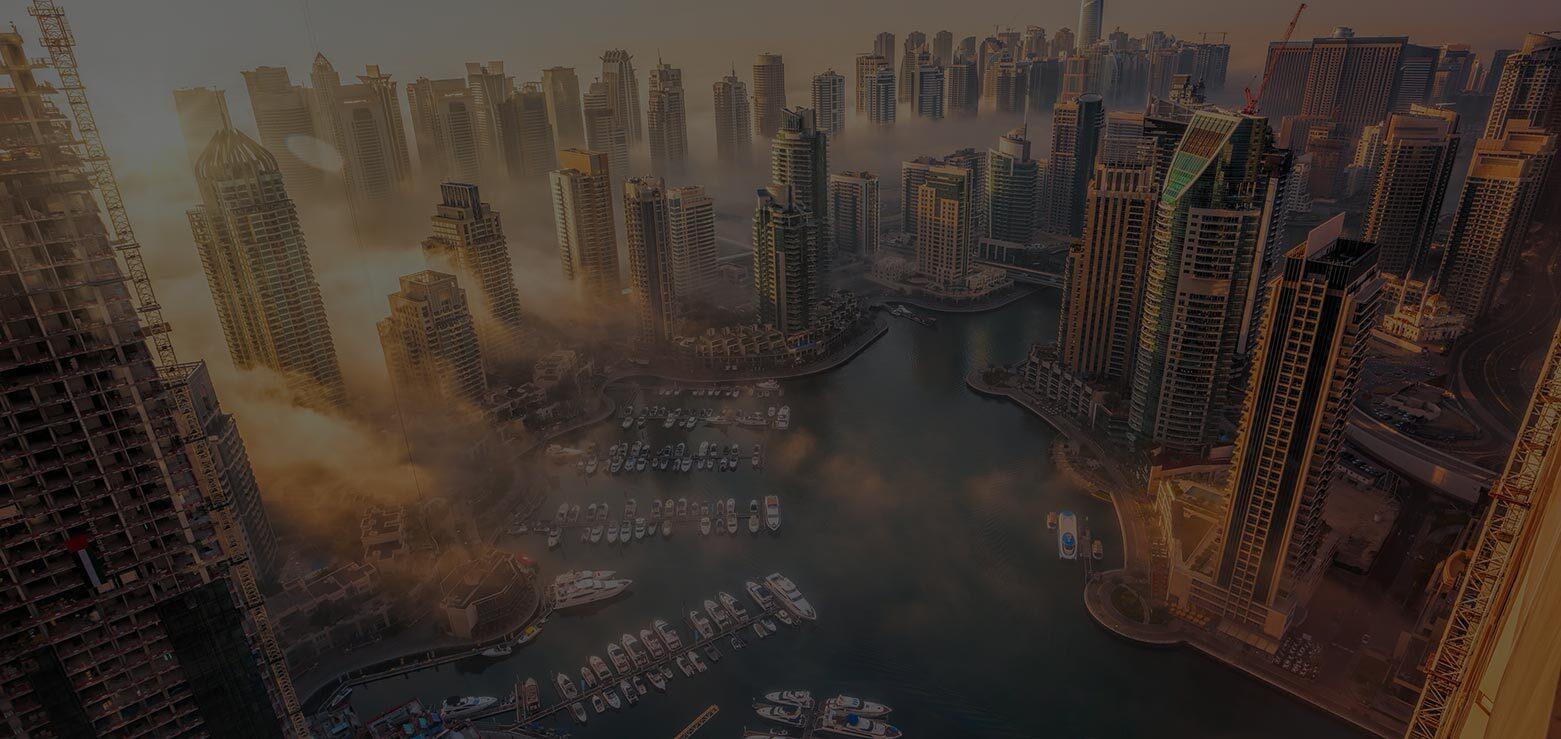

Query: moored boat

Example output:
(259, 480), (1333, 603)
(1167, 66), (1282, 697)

(764, 573), (818, 621)
(765, 495), (781, 531)
(764, 690), (814, 709)
(439, 695), (496, 720)
(826, 695), (891, 717)
(1058, 511), (1078, 560)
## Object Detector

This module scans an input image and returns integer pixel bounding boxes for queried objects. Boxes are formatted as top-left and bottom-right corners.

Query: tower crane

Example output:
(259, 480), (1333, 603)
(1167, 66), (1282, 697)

(1242, 3), (1308, 115)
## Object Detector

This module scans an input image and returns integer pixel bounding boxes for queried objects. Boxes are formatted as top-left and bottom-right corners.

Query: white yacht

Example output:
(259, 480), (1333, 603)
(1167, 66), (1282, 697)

(764, 690), (814, 709)
(817, 715), (901, 738)
(705, 599), (732, 629)
(700, 516), (712, 535)
(826, 695), (892, 717)
(655, 618), (683, 650)
(764, 573), (817, 621)
(438, 695), (496, 720)
(552, 576), (632, 611)
(756, 704), (806, 727)
(621, 633), (646, 667)
(640, 628), (665, 659)
(765, 495), (781, 532)
(746, 580), (775, 610)
(688, 609), (715, 639)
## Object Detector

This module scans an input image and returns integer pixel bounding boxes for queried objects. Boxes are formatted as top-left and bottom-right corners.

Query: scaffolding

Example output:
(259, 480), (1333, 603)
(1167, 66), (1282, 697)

(1407, 320), (1561, 738)
(23, 2), (309, 735)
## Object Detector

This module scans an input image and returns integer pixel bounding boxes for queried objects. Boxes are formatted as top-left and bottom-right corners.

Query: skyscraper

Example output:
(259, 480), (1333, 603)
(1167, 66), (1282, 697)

(982, 61), (1028, 114)
(1292, 32), (1413, 136)
(914, 165), (977, 288)
(500, 82), (558, 180)
(647, 62), (690, 176)
(406, 76), (481, 183)
(865, 63), (897, 127)
(551, 149), (622, 302)
(2, 33), (292, 733)
(172, 86), (231, 174)
(713, 69), (754, 164)
(1362, 107), (1461, 279)
(856, 52), (889, 113)
(583, 79), (630, 176)
(1078, 0), (1105, 49)
(421, 183), (526, 358)
(829, 171), (881, 256)
(771, 108), (830, 276)
(1060, 162), (1158, 383)
(1043, 94), (1104, 237)
(314, 58), (414, 211)
(542, 66), (587, 149)
(188, 127), (347, 409)
(933, 30), (955, 66)
(1128, 110), (1287, 455)
(667, 185), (719, 308)
(903, 149), (986, 239)
(874, 31), (897, 73)
(899, 31), (928, 103)
(1258, 42), (1313, 122)
(812, 69), (846, 136)
(1482, 32), (1561, 139)
(752, 53), (788, 138)
(241, 65), (326, 200)
(623, 177), (677, 345)
(946, 61), (980, 116)
(754, 185), (820, 335)
(1191, 218), (1380, 649)
(464, 60), (512, 172)
(985, 125), (1039, 243)
(1438, 126), (1557, 319)
(378, 270), (488, 408)
(913, 53), (945, 119)
(600, 49), (643, 145)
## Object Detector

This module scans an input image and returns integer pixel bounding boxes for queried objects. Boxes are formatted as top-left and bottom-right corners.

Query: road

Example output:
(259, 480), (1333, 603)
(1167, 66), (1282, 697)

(1451, 229), (1561, 443)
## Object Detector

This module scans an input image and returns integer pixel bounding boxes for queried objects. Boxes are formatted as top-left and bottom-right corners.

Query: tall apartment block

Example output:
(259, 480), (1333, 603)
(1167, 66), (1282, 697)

(551, 149), (622, 302)
(378, 270), (488, 409)
(1078, 0), (1104, 48)
(582, 79), (630, 176)
(172, 86), (231, 175)
(873, 32), (897, 74)
(811, 69), (846, 137)
(898, 32), (927, 104)
(1043, 93), (1104, 237)
(1060, 162), (1158, 384)
(312, 56), (413, 211)
(771, 108), (830, 281)
(1128, 110), (1286, 455)
(912, 53), (945, 120)
(500, 82), (558, 180)
(1438, 126), (1557, 319)
(188, 127), (347, 409)
(463, 60), (512, 175)
(752, 53), (788, 138)
(1, 30), (290, 735)
(623, 177), (677, 345)
(1483, 32), (1561, 224)
(421, 183), (525, 359)
(406, 76), (481, 183)
(713, 69), (754, 165)
(753, 186), (819, 335)
(933, 30), (955, 66)
(1175, 218), (1380, 650)
(914, 164), (978, 289)
(855, 53), (888, 113)
(829, 171), (881, 257)
(865, 63), (897, 127)
(984, 125), (1039, 244)
(1362, 106), (1460, 280)
(600, 50), (643, 145)
(241, 65), (326, 200)
(647, 62), (690, 177)
(541, 66), (587, 150)
(666, 185), (718, 308)
(946, 61), (979, 117)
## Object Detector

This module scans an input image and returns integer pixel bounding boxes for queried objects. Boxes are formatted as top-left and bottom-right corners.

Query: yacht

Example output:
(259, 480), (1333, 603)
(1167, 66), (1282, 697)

(607, 643), (630, 673)
(749, 509), (761, 534)
(702, 501), (712, 516)
(647, 669), (667, 691)
(611, 457), (624, 474)
(704, 643), (722, 662)
(1093, 539), (1105, 560)
(622, 415), (634, 430)
(726, 510), (739, 535)
(590, 525), (603, 544)
(579, 526), (591, 544)
(590, 656), (611, 681)
(586, 503), (598, 519)
(603, 687), (621, 710)
(765, 495), (781, 532)
(570, 702), (588, 724)
(676, 654), (694, 677)
(621, 633), (646, 665)
(756, 704), (806, 727)
(689, 651), (708, 673)
(698, 441), (710, 457)
(764, 573), (817, 621)
(689, 609), (715, 639)
(619, 521), (631, 542)
(438, 695), (496, 720)
(606, 524), (619, 544)
(521, 678), (540, 716)
(720, 592), (749, 622)
(826, 696), (891, 717)
(651, 500), (662, 519)
(662, 519), (672, 537)
(731, 634), (746, 650)
(1058, 511), (1078, 560)
(817, 715), (902, 738)
(632, 675), (648, 696)
(715, 500), (726, 517)
(764, 690), (815, 709)
(680, 457), (692, 473)
(640, 628), (665, 660)
(775, 405), (791, 430)
(620, 680), (638, 706)
(655, 618), (683, 650)
(626, 498), (637, 517)
(479, 643), (512, 658)
(634, 517), (647, 540)
(516, 623), (542, 647)
(774, 609), (796, 627)
(677, 498), (689, 517)
(746, 580), (776, 610)
(705, 599), (732, 629)
(580, 666), (598, 689)
(753, 622), (769, 639)
(569, 505), (581, 522)
(700, 516), (712, 535)
(675, 442), (686, 457)
(557, 503), (570, 521)
(547, 528), (560, 549)
(554, 673), (578, 700)
(585, 457), (598, 475)
(552, 576), (632, 611)
(1046, 511), (1058, 530)
(590, 694), (606, 714)
(761, 617), (779, 634)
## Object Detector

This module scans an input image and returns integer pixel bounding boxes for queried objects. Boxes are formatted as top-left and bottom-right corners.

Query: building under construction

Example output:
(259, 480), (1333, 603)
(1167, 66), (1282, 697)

(0, 7), (300, 736)
(1408, 320), (1561, 737)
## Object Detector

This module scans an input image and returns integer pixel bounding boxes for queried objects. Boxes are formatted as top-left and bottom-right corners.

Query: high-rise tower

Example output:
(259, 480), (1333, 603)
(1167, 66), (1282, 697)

(1043, 93), (1104, 237)
(623, 177), (678, 345)
(421, 183), (525, 359)
(752, 53), (788, 138)
(378, 270), (488, 408)
(914, 164), (978, 289)
(583, 79), (630, 176)
(713, 69), (754, 164)
(812, 69), (846, 137)
(753, 186), (820, 335)
(648, 62), (690, 176)
(406, 76), (481, 183)
(985, 125), (1039, 243)
(771, 108), (830, 278)
(1078, 0), (1105, 48)
(667, 185), (719, 308)
(172, 86), (231, 174)
(241, 65), (326, 200)
(1362, 106), (1461, 279)
(551, 149), (622, 302)
(542, 66), (588, 149)
(600, 50), (644, 145)
(829, 171), (881, 257)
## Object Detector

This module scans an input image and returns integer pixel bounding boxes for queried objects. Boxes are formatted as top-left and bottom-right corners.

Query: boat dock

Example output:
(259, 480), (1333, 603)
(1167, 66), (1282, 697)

(474, 577), (815, 731)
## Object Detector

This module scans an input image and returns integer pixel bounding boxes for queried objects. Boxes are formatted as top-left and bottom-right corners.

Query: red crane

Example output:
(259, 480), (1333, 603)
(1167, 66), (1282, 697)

(1243, 3), (1308, 115)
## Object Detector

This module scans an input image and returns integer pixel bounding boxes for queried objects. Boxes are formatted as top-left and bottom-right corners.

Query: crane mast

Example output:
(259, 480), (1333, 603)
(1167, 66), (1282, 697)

(1243, 3), (1307, 115)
